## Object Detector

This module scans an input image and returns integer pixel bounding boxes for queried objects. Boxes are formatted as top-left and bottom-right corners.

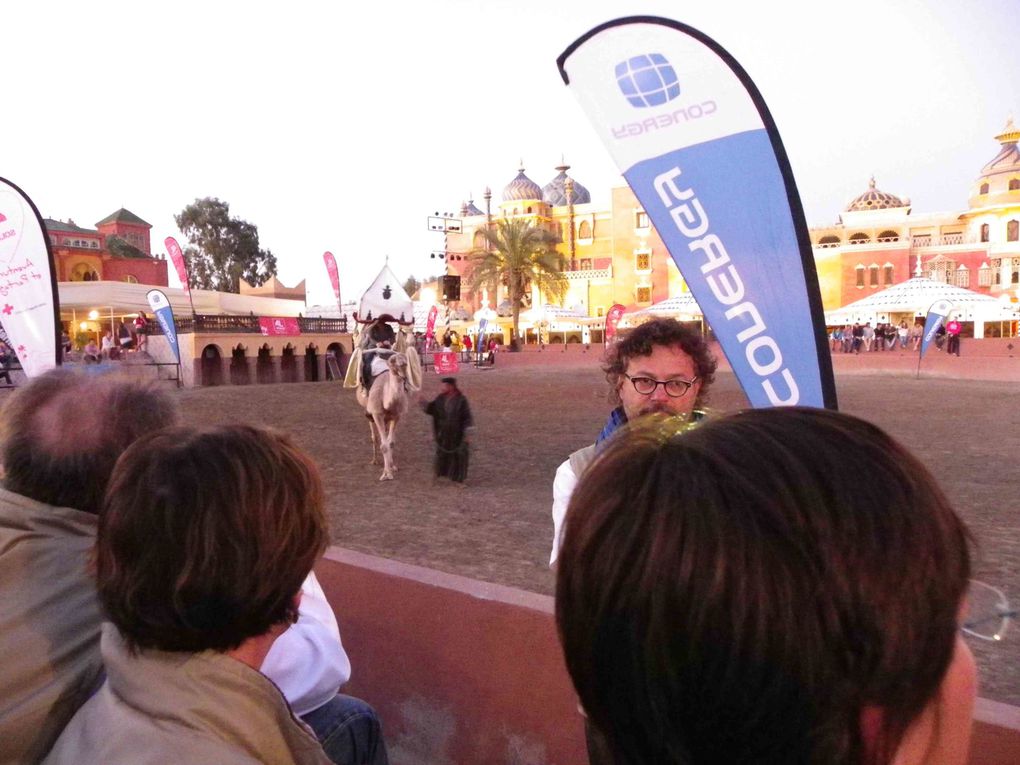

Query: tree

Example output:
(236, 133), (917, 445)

(402, 275), (421, 298)
(106, 235), (148, 259)
(174, 198), (278, 292)
(468, 218), (567, 350)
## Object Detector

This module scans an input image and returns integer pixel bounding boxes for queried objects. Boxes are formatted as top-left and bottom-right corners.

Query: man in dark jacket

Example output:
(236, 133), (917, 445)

(421, 377), (473, 484)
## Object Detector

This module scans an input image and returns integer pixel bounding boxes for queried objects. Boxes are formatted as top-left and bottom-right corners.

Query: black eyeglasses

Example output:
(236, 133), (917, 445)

(624, 373), (698, 398)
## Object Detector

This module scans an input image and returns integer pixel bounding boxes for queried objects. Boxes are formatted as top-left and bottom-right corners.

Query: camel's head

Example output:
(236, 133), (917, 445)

(387, 352), (408, 378)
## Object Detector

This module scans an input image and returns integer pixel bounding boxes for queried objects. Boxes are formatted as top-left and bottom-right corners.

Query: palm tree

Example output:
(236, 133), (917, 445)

(468, 218), (568, 350)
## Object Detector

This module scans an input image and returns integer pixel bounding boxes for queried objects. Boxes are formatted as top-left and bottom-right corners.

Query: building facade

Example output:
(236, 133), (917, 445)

(44, 207), (169, 285)
(441, 120), (1020, 332)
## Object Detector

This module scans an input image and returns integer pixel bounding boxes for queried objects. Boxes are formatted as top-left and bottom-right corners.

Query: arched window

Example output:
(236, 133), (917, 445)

(1007, 220), (1019, 242)
(70, 263), (95, 281)
(979, 183), (989, 194)
(473, 230), (485, 248)
(849, 232), (870, 244)
(578, 220), (592, 239)
(526, 206), (532, 214)
(980, 223), (990, 242)
(877, 230), (899, 242)
(1010, 179), (1020, 191)
(883, 263), (894, 285)
(955, 265), (970, 288)
(818, 235), (840, 247)
(868, 264), (879, 286)
(855, 264), (865, 288)
(123, 275), (138, 283)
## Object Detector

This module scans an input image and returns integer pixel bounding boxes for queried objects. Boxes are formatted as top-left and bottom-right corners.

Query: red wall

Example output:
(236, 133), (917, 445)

(102, 257), (168, 286)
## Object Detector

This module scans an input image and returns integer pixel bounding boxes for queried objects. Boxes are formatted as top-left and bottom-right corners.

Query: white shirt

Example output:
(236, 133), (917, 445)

(261, 571), (351, 717)
(549, 458), (579, 566)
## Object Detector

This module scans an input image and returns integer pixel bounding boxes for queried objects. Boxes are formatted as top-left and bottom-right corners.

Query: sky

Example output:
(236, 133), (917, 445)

(4, 0), (1018, 306)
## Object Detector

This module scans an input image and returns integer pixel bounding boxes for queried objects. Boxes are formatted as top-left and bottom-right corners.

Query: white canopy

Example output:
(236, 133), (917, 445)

(824, 277), (1017, 325)
(58, 280), (305, 318)
(356, 265), (414, 324)
(621, 292), (703, 326)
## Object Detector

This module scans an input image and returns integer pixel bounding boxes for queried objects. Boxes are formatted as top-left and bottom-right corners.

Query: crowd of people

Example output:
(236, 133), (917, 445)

(830, 317), (965, 356)
(62, 312), (150, 365)
(0, 317), (1000, 764)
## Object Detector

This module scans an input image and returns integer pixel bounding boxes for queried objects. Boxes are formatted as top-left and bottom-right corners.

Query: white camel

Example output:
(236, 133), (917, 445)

(355, 352), (411, 481)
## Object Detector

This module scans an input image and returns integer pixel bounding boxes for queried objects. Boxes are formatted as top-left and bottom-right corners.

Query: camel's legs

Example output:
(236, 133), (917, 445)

(372, 411), (394, 480)
(386, 417), (399, 473)
(367, 416), (379, 465)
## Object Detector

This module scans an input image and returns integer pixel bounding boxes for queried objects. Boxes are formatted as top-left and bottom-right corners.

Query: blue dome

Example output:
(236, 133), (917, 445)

(502, 165), (543, 202)
(542, 164), (591, 206)
(460, 198), (484, 216)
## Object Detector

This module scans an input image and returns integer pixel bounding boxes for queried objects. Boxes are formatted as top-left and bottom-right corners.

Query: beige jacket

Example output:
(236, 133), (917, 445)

(0, 487), (102, 764)
(44, 624), (331, 765)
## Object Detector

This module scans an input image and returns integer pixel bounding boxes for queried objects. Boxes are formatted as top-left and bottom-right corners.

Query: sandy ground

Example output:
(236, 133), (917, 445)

(176, 343), (1020, 705)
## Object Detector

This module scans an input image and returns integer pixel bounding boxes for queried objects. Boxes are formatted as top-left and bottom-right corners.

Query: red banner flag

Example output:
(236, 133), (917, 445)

(605, 303), (626, 347)
(424, 305), (439, 339)
(434, 350), (459, 374)
(259, 317), (301, 336)
(164, 237), (191, 294)
(323, 251), (341, 309)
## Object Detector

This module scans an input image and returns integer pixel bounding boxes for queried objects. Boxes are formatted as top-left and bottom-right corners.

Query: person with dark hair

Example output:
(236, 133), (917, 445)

(45, 425), (387, 765)
(557, 407), (978, 765)
(421, 377), (473, 484)
(549, 317), (716, 565)
(0, 370), (181, 763)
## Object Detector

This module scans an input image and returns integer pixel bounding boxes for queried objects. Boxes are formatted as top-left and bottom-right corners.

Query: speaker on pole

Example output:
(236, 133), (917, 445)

(442, 274), (461, 301)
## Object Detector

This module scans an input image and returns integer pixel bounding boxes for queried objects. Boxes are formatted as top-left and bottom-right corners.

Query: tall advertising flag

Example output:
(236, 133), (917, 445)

(604, 303), (626, 347)
(146, 289), (181, 365)
(559, 17), (836, 409)
(164, 236), (191, 294)
(323, 251), (342, 310)
(477, 317), (489, 356)
(424, 305), (439, 341)
(919, 299), (953, 362)
(0, 177), (60, 377)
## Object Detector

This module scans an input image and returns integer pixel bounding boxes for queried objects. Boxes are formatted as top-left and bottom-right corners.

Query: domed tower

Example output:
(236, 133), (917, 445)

(969, 117), (1020, 208)
(844, 176), (909, 213)
(542, 163), (591, 207)
(499, 162), (548, 217)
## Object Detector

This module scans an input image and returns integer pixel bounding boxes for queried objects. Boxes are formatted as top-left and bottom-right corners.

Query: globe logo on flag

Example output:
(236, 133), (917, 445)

(615, 53), (680, 108)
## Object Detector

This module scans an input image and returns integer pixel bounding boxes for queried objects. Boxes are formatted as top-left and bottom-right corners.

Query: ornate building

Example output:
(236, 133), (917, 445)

(44, 207), (168, 285)
(810, 119), (1020, 312)
(441, 120), (1020, 337)
(443, 161), (689, 321)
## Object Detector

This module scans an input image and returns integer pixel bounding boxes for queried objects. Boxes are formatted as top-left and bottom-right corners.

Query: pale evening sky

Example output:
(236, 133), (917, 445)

(4, 0), (1018, 305)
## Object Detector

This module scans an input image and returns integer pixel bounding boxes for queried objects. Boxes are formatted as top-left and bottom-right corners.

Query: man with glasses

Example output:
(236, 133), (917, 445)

(549, 318), (717, 566)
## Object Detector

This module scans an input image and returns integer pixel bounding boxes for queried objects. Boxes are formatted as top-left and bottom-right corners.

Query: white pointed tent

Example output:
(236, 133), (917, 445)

(354, 265), (414, 325)
(824, 277), (1018, 337)
(621, 292), (703, 327)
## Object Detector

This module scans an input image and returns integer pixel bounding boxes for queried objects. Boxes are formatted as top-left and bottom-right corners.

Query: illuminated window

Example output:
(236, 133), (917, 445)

(596, 306), (605, 317)
(635, 252), (651, 271)
(578, 220), (592, 239)
(635, 211), (649, 228)
(636, 286), (651, 303)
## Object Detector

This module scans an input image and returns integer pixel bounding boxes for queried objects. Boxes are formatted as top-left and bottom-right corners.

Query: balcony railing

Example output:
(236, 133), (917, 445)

(168, 315), (349, 334)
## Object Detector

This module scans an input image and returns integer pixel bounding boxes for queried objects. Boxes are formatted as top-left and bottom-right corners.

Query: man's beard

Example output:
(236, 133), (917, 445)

(637, 403), (692, 419)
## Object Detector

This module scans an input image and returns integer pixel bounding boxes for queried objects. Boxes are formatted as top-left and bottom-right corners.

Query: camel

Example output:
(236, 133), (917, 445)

(355, 351), (411, 481)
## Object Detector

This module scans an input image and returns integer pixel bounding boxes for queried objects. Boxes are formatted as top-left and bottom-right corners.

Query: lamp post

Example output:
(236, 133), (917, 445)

(427, 211), (464, 345)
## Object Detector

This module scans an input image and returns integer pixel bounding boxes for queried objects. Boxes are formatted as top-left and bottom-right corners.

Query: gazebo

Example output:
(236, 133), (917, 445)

(824, 277), (1018, 338)
(620, 292), (703, 328)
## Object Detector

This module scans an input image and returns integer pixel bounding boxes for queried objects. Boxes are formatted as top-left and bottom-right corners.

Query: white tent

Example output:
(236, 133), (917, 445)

(621, 292), (703, 327)
(59, 280), (305, 318)
(824, 277), (1018, 337)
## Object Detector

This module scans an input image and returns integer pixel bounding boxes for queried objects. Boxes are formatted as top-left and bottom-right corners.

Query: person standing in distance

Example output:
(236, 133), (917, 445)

(550, 318), (716, 565)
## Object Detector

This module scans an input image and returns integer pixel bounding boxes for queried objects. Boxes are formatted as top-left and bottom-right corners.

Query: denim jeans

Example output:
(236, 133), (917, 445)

(300, 693), (389, 765)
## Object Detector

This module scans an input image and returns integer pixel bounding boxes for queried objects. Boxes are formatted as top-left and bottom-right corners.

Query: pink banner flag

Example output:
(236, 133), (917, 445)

(164, 236), (191, 294)
(424, 305), (439, 339)
(323, 251), (341, 309)
(604, 303), (626, 347)
(0, 177), (60, 376)
(259, 317), (301, 336)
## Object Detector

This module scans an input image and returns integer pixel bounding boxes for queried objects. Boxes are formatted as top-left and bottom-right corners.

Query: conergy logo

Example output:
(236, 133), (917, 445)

(615, 53), (680, 108)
